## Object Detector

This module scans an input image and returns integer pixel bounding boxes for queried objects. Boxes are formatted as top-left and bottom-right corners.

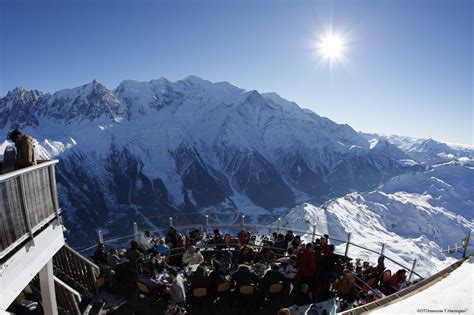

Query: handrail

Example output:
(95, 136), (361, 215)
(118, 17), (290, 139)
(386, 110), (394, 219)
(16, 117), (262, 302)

(0, 160), (59, 182)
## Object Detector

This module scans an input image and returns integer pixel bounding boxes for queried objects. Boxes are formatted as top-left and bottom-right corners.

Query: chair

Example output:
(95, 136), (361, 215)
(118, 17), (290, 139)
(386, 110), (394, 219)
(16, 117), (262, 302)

(189, 288), (209, 314)
(239, 285), (255, 295)
(217, 281), (230, 294)
(136, 281), (159, 307)
(193, 288), (208, 298)
(269, 282), (283, 294)
(237, 284), (258, 314)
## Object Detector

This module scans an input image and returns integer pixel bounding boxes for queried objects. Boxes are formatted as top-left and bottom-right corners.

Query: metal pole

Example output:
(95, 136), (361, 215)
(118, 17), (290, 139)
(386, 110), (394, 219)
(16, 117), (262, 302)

(241, 215), (245, 230)
(205, 215), (209, 234)
(344, 232), (351, 258)
(408, 259), (417, 283)
(454, 243), (457, 253)
(133, 222), (139, 241)
(448, 245), (450, 254)
(98, 229), (104, 244)
(312, 224), (317, 242)
(380, 243), (385, 256)
(277, 218), (281, 233)
(169, 216), (173, 227)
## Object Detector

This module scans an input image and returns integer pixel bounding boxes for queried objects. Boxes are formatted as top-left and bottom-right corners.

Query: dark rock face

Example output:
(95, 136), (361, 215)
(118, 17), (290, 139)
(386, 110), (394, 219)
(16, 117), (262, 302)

(281, 154), (330, 196)
(223, 149), (296, 209)
(174, 144), (231, 207)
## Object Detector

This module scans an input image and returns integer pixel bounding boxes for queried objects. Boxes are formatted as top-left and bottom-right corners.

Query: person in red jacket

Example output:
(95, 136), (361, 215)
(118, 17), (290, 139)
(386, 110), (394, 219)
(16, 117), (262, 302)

(296, 243), (317, 287)
(390, 269), (407, 289)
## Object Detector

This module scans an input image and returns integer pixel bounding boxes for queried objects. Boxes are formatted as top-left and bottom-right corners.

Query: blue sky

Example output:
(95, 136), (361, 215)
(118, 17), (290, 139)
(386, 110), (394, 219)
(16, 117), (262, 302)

(0, 0), (472, 144)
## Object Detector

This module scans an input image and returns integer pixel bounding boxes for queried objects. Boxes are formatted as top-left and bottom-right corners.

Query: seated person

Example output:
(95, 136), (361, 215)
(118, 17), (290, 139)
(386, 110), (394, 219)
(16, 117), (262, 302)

(260, 263), (285, 293)
(138, 270), (161, 290)
(231, 264), (259, 288)
(139, 230), (156, 252)
(280, 255), (298, 281)
(182, 246), (204, 266)
(154, 238), (171, 256)
(152, 253), (166, 273)
(92, 243), (107, 266)
(187, 265), (211, 295)
(219, 251), (233, 274)
(390, 269), (407, 290)
(291, 282), (312, 306)
(164, 299), (187, 315)
(209, 260), (226, 293)
(331, 270), (357, 302)
(165, 268), (187, 306)
(126, 240), (144, 273)
(106, 248), (122, 268)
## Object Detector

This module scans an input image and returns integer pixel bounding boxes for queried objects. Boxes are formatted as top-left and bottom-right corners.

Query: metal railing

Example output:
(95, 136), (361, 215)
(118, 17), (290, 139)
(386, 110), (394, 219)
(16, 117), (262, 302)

(77, 214), (433, 281)
(0, 160), (61, 260)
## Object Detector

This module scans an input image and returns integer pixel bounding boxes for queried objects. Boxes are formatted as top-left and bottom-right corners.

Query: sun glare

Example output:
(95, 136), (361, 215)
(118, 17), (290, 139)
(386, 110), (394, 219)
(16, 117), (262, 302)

(313, 30), (348, 67)
(319, 33), (344, 59)
(318, 32), (345, 61)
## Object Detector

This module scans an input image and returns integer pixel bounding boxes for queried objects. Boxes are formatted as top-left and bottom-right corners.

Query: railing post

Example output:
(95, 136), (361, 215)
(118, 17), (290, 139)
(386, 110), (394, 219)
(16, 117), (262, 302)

(98, 229), (104, 244)
(454, 243), (457, 253)
(277, 218), (281, 233)
(48, 164), (61, 224)
(169, 216), (173, 227)
(241, 215), (245, 230)
(447, 245), (450, 254)
(205, 215), (209, 234)
(408, 259), (417, 282)
(312, 224), (317, 242)
(380, 243), (385, 256)
(344, 232), (351, 258)
(133, 222), (139, 241)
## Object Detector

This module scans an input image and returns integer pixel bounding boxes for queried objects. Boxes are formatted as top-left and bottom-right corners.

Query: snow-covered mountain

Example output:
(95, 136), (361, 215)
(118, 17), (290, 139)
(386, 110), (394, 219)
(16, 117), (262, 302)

(1, 76), (423, 248)
(276, 161), (474, 277)
(361, 132), (474, 165)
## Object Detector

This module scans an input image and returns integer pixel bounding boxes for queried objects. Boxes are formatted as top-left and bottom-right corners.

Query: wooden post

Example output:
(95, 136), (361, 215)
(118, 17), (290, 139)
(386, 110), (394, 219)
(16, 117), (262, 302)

(408, 259), (417, 283)
(344, 232), (351, 258)
(312, 224), (317, 242)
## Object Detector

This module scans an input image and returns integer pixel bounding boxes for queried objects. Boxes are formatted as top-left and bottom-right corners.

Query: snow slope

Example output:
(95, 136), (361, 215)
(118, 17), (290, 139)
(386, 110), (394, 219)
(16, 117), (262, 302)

(276, 162), (473, 277)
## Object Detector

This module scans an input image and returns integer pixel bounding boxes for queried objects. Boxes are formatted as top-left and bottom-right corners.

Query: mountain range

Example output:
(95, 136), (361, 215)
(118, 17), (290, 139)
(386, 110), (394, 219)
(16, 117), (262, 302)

(0, 76), (471, 252)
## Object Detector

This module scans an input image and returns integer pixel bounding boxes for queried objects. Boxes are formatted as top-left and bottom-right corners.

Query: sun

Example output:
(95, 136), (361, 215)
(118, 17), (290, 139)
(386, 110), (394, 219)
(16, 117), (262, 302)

(315, 31), (347, 64)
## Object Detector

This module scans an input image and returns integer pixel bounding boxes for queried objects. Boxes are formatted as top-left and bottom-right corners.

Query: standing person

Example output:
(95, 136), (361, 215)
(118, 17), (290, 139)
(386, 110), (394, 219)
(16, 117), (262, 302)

(7, 128), (36, 169)
(296, 243), (316, 287)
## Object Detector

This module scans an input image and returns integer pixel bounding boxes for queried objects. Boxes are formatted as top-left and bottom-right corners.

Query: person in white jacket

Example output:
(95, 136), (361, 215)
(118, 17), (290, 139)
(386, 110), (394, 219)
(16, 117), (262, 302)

(182, 245), (204, 265)
(139, 230), (155, 252)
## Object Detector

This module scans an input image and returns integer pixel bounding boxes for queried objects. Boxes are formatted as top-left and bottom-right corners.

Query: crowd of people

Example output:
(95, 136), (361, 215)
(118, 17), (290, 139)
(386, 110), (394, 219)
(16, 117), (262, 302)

(91, 227), (410, 314)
